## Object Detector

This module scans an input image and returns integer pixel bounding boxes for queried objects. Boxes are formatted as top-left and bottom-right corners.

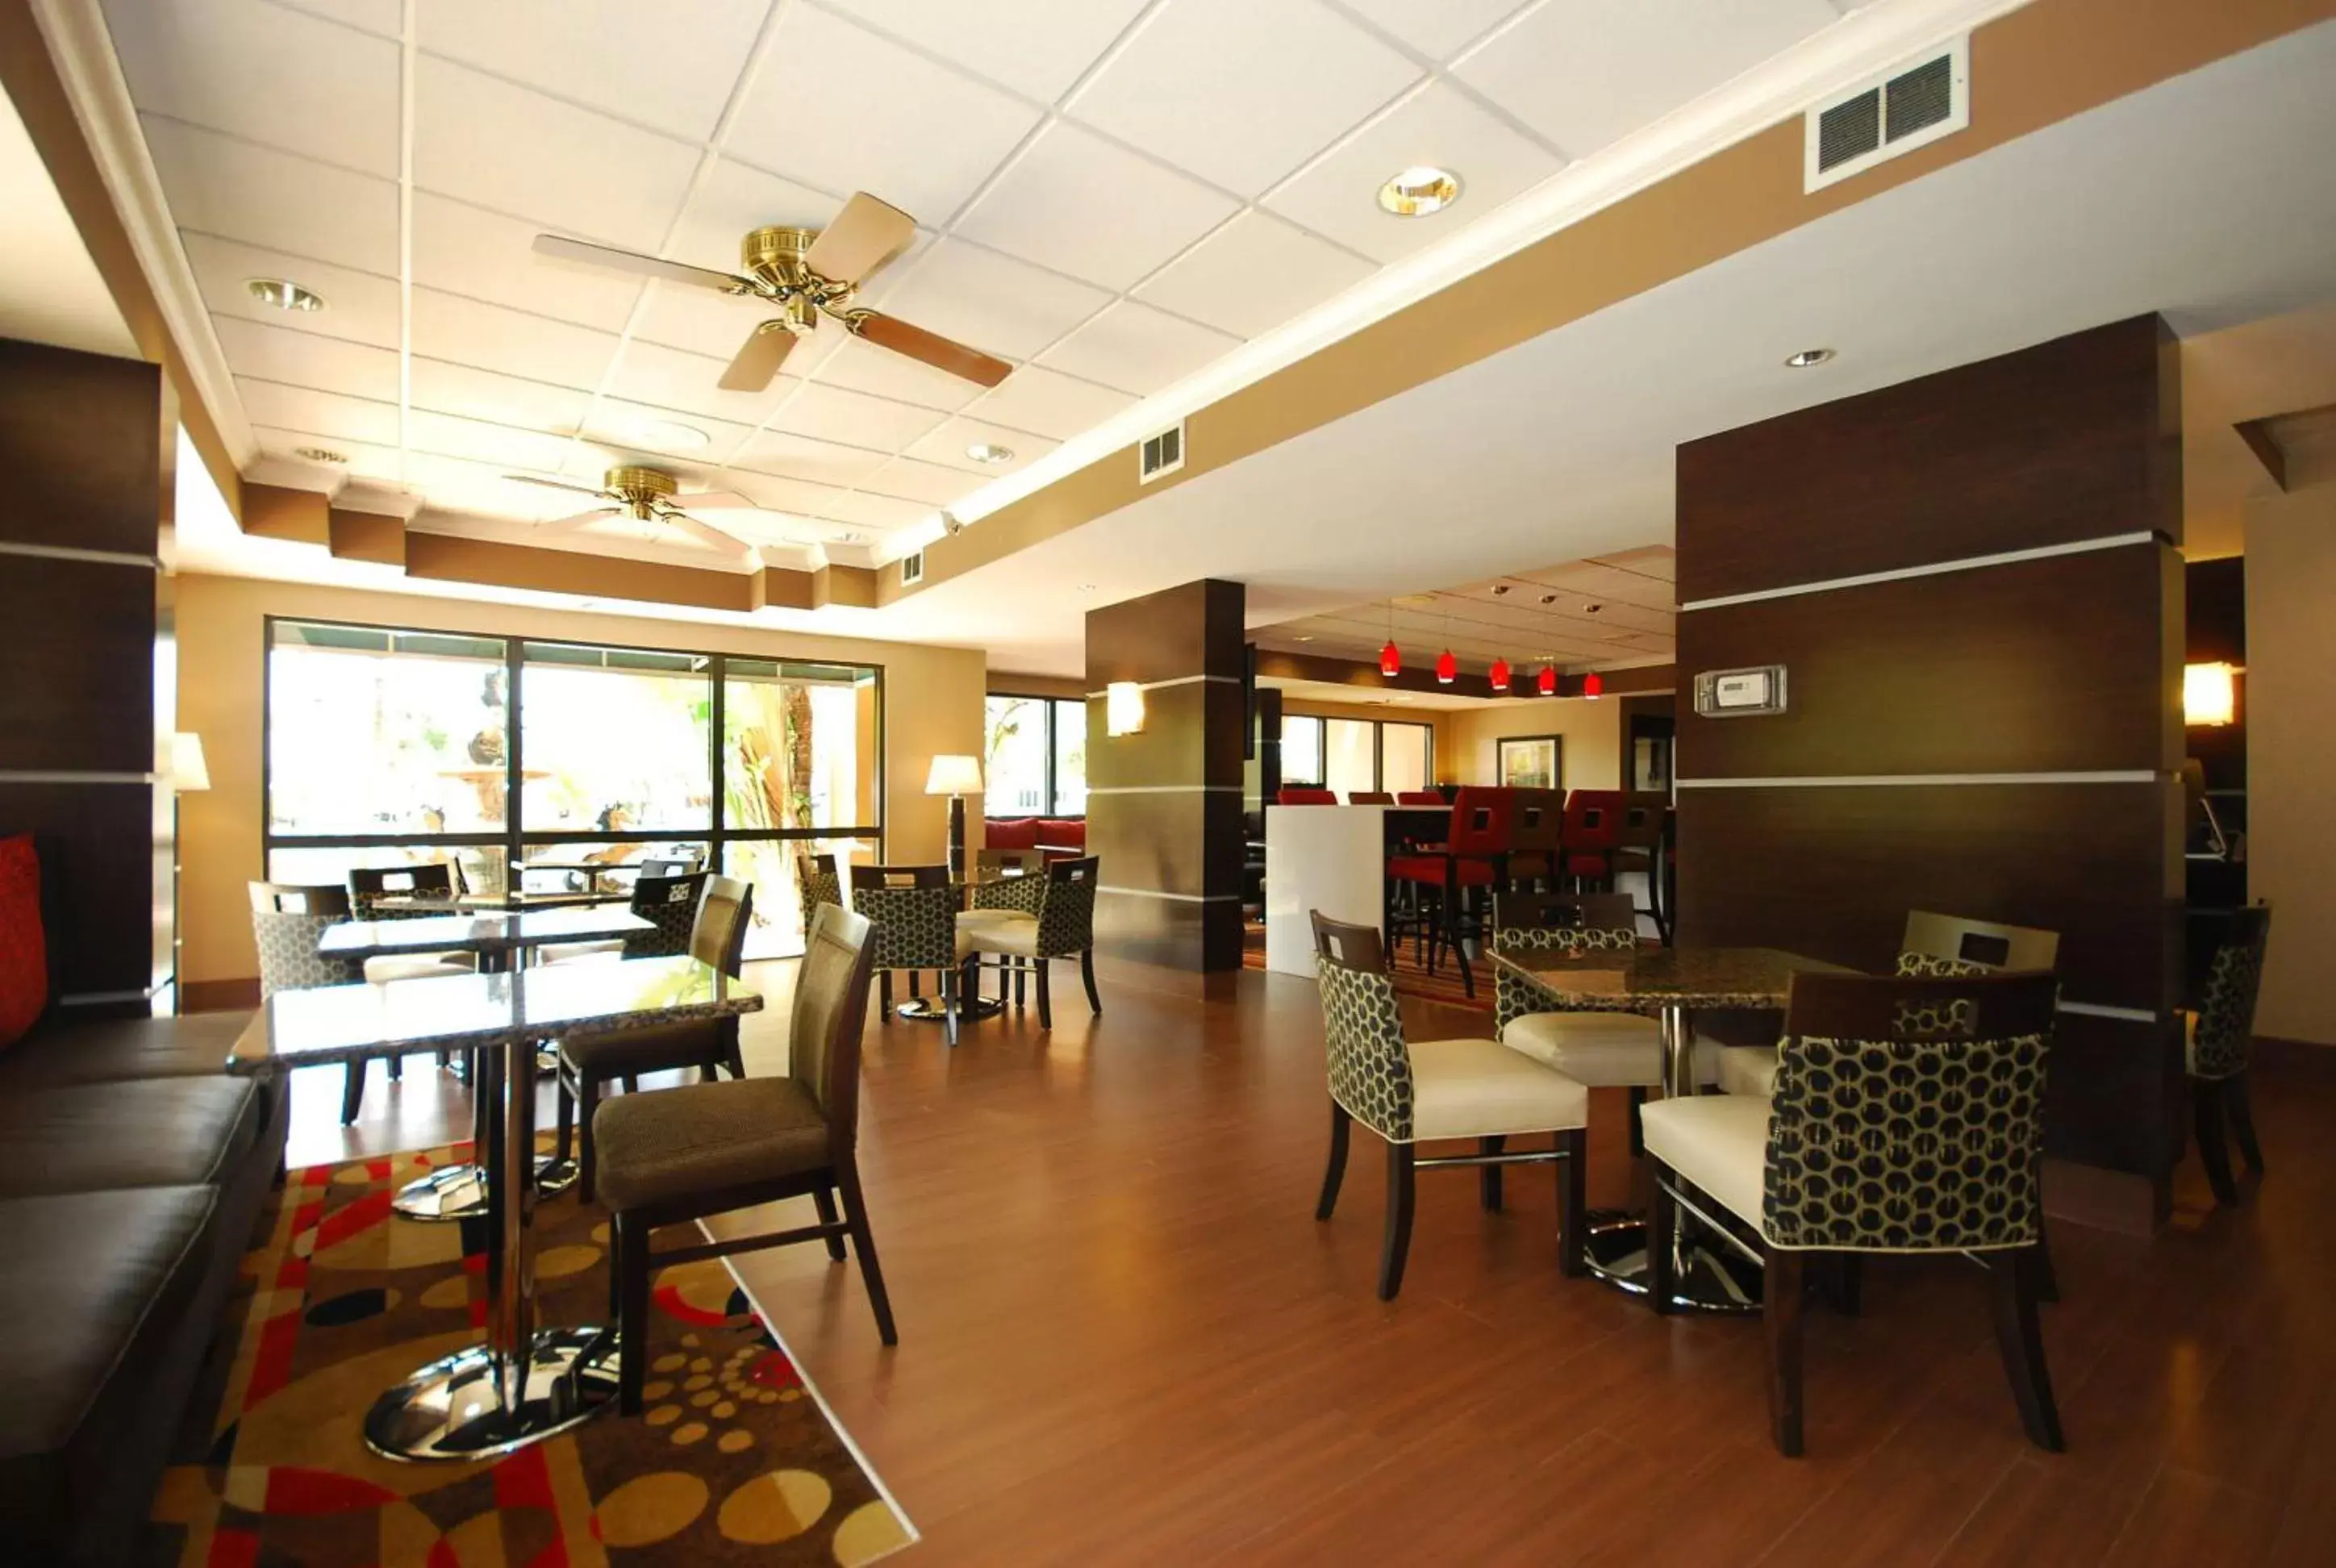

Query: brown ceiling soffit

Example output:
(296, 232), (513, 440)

(327, 507), (406, 566)
(899, 0), (2336, 606)
(0, 0), (244, 520)
(1258, 647), (1675, 701)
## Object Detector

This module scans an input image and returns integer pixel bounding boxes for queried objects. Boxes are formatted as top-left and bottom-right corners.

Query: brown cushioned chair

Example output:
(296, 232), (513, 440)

(596, 902), (895, 1414)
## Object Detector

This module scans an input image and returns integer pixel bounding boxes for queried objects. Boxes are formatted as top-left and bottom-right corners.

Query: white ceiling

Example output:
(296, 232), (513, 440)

(94, 0), (1873, 565)
(0, 81), (138, 359)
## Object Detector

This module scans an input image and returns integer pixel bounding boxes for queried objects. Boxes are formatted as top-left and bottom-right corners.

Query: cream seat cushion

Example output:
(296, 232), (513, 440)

(1405, 1037), (1590, 1141)
(536, 939), (624, 965)
(962, 913), (1041, 959)
(1717, 1045), (1779, 1099)
(361, 954), (474, 985)
(1499, 1012), (1724, 1088)
(957, 908), (1033, 939)
(1638, 1095), (1774, 1234)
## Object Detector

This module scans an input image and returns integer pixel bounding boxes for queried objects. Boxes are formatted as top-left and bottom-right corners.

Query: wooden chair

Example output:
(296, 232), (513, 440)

(347, 861), (457, 915)
(1641, 970), (2064, 1457)
(960, 856), (1103, 1029)
(1558, 790), (1623, 890)
(1608, 791), (1673, 944)
(1348, 790), (1395, 804)
(539, 870), (708, 965)
(794, 851), (845, 942)
(851, 863), (969, 1045)
(596, 902), (895, 1415)
(1277, 788), (1338, 805)
(553, 875), (753, 1203)
(2186, 903), (2272, 1207)
(1311, 912), (1591, 1300)
(1502, 786), (1567, 895)
(248, 882), (419, 1125)
(1385, 786), (1514, 997)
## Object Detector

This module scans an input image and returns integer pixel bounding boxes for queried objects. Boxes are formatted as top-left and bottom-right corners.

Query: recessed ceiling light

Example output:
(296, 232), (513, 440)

(1075, 583), (1098, 592)
(1785, 348), (1836, 368)
(1296, 636), (1315, 643)
(965, 441), (1016, 465)
(293, 445), (346, 464)
(247, 277), (323, 312)
(1377, 166), (1462, 218)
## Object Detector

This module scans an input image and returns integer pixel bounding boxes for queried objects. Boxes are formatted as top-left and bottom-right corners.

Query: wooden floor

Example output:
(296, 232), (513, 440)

(290, 959), (2336, 1566)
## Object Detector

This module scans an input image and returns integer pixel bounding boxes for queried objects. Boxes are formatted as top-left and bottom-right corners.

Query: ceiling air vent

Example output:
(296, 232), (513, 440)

(899, 549), (924, 586)
(1804, 35), (1968, 192)
(1138, 420), (1186, 485)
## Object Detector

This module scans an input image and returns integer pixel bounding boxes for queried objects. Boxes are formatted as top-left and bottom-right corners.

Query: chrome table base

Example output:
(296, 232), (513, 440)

(390, 1153), (578, 1220)
(1581, 1211), (1762, 1314)
(364, 1327), (619, 1460)
(894, 995), (1006, 1022)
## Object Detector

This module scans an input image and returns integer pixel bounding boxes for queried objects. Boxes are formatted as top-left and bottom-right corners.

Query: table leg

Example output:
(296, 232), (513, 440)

(392, 949), (577, 1221)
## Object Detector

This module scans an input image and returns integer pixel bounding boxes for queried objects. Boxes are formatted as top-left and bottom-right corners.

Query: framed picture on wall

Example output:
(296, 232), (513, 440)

(1497, 736), (1562, 790)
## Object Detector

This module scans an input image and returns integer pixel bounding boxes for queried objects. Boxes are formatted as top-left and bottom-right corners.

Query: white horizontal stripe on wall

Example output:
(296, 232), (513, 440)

(1677, 771), (2161, 789)
(1084, 785), (1246, 795)
(1096, 886), (1241, 903)
(0, 769), (157, 785)
(1675, 532), (2159, 613)
(1082, 673), (1243, 699)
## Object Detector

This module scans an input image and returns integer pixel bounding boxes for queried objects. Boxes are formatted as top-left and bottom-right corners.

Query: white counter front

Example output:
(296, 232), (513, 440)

(1263, 805), (1388, 977)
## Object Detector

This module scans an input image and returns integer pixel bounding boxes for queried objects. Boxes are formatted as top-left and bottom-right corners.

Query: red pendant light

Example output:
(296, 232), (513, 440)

(1537, 663), (1557, 696)
(1435, 648), (1457, 685)
(1379, 640), (1400, 677)
(1488, 656), (1510, 692)
(1583, 671), (1604, 699)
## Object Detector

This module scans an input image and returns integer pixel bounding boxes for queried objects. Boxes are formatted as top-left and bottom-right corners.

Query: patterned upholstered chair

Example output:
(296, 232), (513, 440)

(249, 882), (424, 1125)
(794, 851), (845, 943)
(596, 903), (895, 1414)
(343, 863), (478, 997)
(540, 871), (707, 965)
(553, 875), (753, 1203)
(1641, 970), (2063, 1457)
(851, 863), (972, 1045)
(1312, 912), (1591, 1301)
(959, 856), (1102, 1029)
(2186, 903), (2272, 1207)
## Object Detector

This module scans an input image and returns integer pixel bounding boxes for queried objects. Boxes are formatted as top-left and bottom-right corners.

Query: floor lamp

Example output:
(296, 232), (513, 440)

(926, 754), (983, 882)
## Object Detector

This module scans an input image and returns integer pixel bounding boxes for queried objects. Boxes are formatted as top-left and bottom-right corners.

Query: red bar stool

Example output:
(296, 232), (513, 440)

(1560, 789), (1624, 892)
(1504, 787), (1566, 895)
(1278, 787), (1338, 805)
(1395, 790), (1446, 806)
(1386, 786), (1513, 998)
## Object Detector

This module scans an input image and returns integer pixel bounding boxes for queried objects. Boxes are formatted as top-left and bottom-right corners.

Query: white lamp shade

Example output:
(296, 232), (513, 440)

(925, 753), (983, 795)
(1105, 681), (1145, 736)
(2184, 662), (2237, 728)
(169, 732), (211, 792)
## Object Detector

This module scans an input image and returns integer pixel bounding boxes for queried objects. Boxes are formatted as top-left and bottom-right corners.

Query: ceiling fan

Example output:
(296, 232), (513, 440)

(532, 191), (1012, 393)
(503, 465), (762, 557)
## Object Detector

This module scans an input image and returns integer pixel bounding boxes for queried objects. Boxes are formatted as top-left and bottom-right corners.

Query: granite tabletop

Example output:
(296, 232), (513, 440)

(1490, 945), (1858, 1012)
(318, 905), (654, 959)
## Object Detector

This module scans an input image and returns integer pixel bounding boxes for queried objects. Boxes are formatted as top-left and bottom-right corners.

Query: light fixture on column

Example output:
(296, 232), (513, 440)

(2184, 662), (2237, 727)
(1105, 681), (1145, 736)
(1583, 672), (1604, 699)
(1488, 656), (1510, 692)
(169, 732), (211, 792)
(924, 753), (983, 881)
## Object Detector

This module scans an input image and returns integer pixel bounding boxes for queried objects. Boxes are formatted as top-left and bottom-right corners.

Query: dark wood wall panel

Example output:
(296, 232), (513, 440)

(1082, 792), (1245, 900)
(1676, 315), (2180, 603)
(0, 782), (161, 999)
(0, 338), (163, 556)
(1084, 579), (1245, 689)
(1679, 543), (2180, 779)
(1094, 890), (1242, 974)
(0, 556), (159, 773)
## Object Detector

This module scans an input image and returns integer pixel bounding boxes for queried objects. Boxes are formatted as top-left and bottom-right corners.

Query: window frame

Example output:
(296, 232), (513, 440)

(984, 690), (1087, 818)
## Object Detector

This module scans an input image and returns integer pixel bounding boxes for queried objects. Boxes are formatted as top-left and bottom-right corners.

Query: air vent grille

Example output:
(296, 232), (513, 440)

(1805, 36), (1968, 192)
(1138, 421), (1185, 484)
(899, 550), (924, 586)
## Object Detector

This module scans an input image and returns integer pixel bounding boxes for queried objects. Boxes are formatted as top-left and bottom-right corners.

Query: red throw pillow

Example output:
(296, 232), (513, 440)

(0, 834), (46, 1049)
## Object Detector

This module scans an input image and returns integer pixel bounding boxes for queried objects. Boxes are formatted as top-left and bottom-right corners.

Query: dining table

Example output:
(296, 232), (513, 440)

(1490, 943), (1856, 1312)
(228, 955), (764, 1460)
(320, 904), (657, 1220)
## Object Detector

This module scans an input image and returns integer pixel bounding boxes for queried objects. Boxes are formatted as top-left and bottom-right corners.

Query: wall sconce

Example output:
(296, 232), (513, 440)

(169, 732), (211, 793)
(1106, 681), (1145, 736)
(2183, 662), (2238, 728)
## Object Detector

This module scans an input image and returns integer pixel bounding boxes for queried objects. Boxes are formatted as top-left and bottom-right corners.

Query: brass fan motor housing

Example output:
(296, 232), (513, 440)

(606, 465), (678, 521)
(742, 225), (817, 279)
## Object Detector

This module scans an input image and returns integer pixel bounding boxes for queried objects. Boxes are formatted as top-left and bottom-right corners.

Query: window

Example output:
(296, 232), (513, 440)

(1381, 723), (1433, 794)
(1282, 715), (1324, 786)
(264, 617), (884, 961)
(1277, 712), (1434, 797)
(1323, 719), (1375, 798)
(984, 693), (1086, 816)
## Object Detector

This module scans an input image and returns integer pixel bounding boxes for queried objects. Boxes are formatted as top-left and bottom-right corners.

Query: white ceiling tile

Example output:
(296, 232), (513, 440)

(404, 452), (581, 519)
(1454, 0), (1837, 158)
(249, 424), (402, 483)
(410, 287), (623, 387)
(582, 399), (756, 465)
(1334, 0), (1534, 61)
(104, 0), (401, 177)
(766, 382), (946, 451)
(409, 358), (594, 433)
(407, 409), (577, 472)
(863, 456), (985, 506)
(818, 0), (1152, 103)
(962, 364), (1133, 440)
(180, 231), (400, 348)
(1071, 0), (1420, 198)
(810, 336), (984, 414)
(1264, 81), (1562, 263)
(411, 194), (645, 332)
(411, 56), (701, 252)
(143, 116), (398, 273)
(603, 338), (802, 427)
(727, 6), (1045, 223)
(728, 470), (853, 517)
(416, 0), (770, 144)
(211, 315), (398, 400)
(236, 377), (401, 445)
(664, 159), (841, 273)
(1036, 299), (1240, 395)
(813, 489), (936, 531)
(732, 430), (894, 488)
(904, 415), (1059, 475)
(953, 122), (1238, 291)
(632, 281), (779, 361)
(1133, 209), (1375, 338)
(861, 240), (1105, 361)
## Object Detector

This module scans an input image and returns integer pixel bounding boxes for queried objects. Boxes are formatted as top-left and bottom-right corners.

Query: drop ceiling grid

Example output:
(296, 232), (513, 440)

(106, 0), (1850, 563)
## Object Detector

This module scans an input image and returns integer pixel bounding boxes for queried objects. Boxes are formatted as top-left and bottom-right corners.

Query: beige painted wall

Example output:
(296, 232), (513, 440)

(2243, 481), (2336, 1044)
(1445, 697), (1626, 791)
(174, 573), (986, 986)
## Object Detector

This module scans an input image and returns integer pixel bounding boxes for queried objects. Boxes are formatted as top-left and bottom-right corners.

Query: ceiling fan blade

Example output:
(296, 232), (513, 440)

(662, 510), (754, 557)
(532, 233), (749, 294)
(678, 490), (756, 511)
(503, 473), (611, 498)
(540, 507), (622, 534)
(803, 192), (916, 285)
(849, 311), (1011, 387)
(718, 321), (799, 391)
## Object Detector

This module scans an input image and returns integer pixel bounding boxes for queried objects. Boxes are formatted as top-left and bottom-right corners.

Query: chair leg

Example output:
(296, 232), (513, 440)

(2032, 1219), (2061, 1304)
(1628, 1085), (1648, 1157)
(386, 1053), (403, 1082)
(1479, 1135), (1506, 1211)
(2193, 1077), (2241, 1207)
(1316, 1099), (1352, 1220)
(942, 968), (959, 1049)
(553, 1074), (574, 1168)
(879, 971), (893, 1021)
(812, 1186), (849, 1261)
(836, 1155), (898, 1345)
(1081, 948), (1103, 1015)
(1379, 1141), (1416, 1301)
(1014, 959), (1025, 1009)
(1823, 1253), (1863, 1317)
(2227, 1070), (2266, 1174)
(339, 1060), (365, 1126)
(1557, 1128), (1587, 1278)
(1036, 960), (1053, 1030)
(1764, 1248), (1806, 1457)
(1987, 1245), (2066, 1452)
(1447, 884), (1475, 999)
(615, 1211), (651, 1415)
(1650, 1174), (1679, 1314)
(578, 1076), (603, 1206)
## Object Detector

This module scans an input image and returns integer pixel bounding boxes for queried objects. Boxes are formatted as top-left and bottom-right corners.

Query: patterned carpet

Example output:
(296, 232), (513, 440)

(1242, 920), (1494, 1012)
(150, 1144), (912, 1566)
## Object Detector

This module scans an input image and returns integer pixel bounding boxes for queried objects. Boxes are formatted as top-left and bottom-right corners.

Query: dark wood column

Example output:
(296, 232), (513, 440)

(0, 337), (175, 1015)
(1675, 315), (2185, 1229)
(1085, 579), (1246, 971)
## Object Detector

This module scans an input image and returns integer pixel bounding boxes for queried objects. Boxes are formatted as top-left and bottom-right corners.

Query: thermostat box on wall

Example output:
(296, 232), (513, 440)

(1693, 665), (1787, 717)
